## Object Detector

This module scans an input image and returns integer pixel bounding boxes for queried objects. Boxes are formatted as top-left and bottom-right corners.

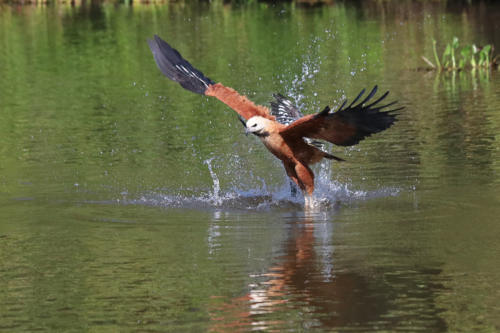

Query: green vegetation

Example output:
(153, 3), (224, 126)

(422, 37), (498, 71)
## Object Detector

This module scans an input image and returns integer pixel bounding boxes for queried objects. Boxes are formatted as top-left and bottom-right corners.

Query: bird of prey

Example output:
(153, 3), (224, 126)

(148, 35), (402, 206)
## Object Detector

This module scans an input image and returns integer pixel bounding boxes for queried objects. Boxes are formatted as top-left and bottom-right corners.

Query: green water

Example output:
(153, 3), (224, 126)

(1, 1), (500, 332)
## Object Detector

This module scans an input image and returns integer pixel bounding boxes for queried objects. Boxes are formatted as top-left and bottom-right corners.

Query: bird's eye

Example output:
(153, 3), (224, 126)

(252, 124), (257, 127)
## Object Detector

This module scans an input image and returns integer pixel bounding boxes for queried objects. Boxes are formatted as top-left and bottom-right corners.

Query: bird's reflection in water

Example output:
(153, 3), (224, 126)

(208, 210), (447, 332)
(208, 211), (390, 332)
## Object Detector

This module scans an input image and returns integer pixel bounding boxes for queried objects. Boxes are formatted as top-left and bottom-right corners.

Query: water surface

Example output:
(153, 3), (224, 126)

(1, 1), (500, 332)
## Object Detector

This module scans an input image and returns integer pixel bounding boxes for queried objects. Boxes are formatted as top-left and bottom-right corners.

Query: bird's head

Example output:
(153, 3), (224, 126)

(245, 116), (271, 137)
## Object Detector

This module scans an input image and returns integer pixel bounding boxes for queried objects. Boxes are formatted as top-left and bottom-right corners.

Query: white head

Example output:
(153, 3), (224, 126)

(246, 116), (271, 137)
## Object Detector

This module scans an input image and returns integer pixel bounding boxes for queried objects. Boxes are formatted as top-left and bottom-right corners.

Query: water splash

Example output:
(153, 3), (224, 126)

(124, 181), (399, 212)
(122, 158), (400, 212)
(204, 157), (222, 206)
(281, 36), (324, 112)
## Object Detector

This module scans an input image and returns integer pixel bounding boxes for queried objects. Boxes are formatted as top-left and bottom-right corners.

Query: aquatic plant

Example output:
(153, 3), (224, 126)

(422, 37), (498, 71)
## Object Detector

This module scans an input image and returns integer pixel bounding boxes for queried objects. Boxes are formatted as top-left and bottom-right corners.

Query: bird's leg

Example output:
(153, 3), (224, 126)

(284, 163), (300, 198)
(294, 163), (314, 195)
(284, 162), (315, 207)
(304, 195), (313, 209)
(294, 163), (315, 207)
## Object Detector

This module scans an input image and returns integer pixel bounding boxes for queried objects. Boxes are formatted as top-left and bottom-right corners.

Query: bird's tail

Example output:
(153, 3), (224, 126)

(148, 35), (215, 94)
(305, 138), (345, 162)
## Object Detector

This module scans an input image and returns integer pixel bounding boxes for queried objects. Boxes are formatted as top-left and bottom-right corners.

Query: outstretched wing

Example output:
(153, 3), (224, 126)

(280, 86), (402, 146)
(148, 35), (215, 94)
(148, 35), (274, 121)
(270, 93), (332, 150)
(205, 83), (274, 121)
(270, 93), (303, 125)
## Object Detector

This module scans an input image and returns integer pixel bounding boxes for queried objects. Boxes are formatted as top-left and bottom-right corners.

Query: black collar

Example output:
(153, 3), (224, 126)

(253, 131), (270, 138)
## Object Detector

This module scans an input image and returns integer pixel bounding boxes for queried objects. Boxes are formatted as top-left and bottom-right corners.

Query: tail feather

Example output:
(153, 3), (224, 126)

(305, 138), (346, 162)
(148, 35), (214, 94)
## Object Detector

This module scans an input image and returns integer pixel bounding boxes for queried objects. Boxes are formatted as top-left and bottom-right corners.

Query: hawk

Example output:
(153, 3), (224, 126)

(148, 35), (402, 206)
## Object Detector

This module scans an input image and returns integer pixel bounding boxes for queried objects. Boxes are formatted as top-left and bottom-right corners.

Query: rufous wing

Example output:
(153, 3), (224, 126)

(205, 83), (275, 121)
(149, 35), (274, 122)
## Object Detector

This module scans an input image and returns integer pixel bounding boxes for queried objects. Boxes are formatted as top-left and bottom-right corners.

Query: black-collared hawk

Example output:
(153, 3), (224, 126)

(148, 35), (402, 205)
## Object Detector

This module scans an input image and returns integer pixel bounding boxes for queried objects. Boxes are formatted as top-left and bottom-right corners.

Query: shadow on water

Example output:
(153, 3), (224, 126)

(207, 212), (447, 332)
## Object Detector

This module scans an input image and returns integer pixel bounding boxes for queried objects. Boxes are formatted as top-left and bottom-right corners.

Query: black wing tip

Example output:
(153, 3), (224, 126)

(315, 105), (331, 118)
(270, 93), (303, 125)
(346, 88), (366, 108)
(385, 106), (405, 117)
(316, 85), (403, 119)
(149, 35), (214, 95)
(336, 99), (348, 113)
(330, 87), (402, 146)
(359, 85), (378, 105)
(338, 86), (402, 113)
(270, 93), (286, 106)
